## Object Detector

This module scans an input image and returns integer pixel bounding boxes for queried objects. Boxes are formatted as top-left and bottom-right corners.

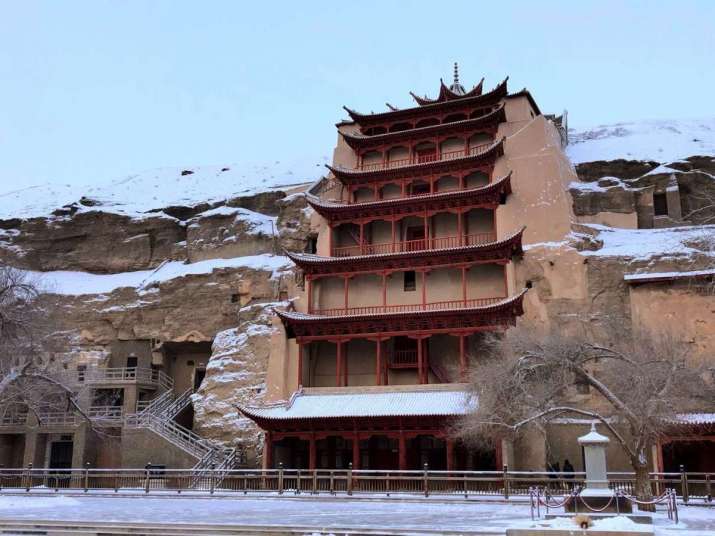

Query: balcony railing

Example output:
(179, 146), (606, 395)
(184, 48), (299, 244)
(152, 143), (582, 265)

(87, 406), (124, 424)
(0, 412), (28, 427)
(357, 144), (492, 172)
(390, 350), (418, 368)
(37, 412), (80, 427)
(85, 367), (173, 390)
(332, 232), (496, 257)
(312, 297), (504, 317)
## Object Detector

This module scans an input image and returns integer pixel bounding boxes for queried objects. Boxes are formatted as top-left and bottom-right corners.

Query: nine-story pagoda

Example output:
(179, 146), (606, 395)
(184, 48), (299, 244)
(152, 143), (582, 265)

(240, 65), (547, 472)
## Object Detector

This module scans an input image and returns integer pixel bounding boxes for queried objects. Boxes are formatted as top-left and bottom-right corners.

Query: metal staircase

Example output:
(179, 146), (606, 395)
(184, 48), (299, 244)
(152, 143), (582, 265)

(126, 389), (237, 484)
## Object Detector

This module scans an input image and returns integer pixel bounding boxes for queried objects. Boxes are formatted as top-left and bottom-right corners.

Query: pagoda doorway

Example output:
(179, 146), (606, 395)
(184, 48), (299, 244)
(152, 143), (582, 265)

(316, 436), (353, 470)
(273, 437), (309, 469)
(360, 435), (399, 470)
(408, 435), (446, 470)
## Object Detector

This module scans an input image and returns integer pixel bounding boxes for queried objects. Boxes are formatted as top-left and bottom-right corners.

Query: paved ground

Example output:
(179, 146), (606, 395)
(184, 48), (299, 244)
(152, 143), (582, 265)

(0, 494), (711, 534)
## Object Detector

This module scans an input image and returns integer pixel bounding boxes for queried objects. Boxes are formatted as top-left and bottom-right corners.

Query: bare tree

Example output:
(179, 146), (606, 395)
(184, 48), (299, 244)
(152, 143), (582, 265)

(0, 264), (87, 423)
(457, 325), (713, 510)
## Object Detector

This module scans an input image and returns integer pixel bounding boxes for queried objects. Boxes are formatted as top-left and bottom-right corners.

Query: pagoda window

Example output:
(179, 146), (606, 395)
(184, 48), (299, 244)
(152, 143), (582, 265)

(353, 186), (374, 203)
(469, 107), (490, 119)
(464, 170), (490, 189)
(403, 270), (417, 291)
(379, 182), (402, 200)
(388, 121), (412, 133)
(361, 150), (382, 168)
(440, 137), (465, 158)
(414, 142), (437, 163)
(434, 175), (459, 192)
(415, 117), (440, 128)
(468, 132), (493, 150)
(443, 113), (467, 124)
(653, 192), (668, 216)
(363, 126), (387, 136)
(387, 146), (410, 165)
(408, 179), (430, 196)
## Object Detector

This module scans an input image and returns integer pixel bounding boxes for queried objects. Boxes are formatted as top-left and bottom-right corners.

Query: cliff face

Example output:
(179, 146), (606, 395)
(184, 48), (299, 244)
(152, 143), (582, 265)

(2, 119), (713, 460)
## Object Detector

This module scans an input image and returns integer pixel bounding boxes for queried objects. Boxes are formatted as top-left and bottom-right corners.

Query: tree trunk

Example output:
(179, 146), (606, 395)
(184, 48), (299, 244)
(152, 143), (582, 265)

(633, 460), (655, 512)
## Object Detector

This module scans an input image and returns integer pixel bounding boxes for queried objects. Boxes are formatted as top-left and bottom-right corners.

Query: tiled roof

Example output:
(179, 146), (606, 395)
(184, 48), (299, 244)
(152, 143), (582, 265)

(676, 413), (715, 425)
(624, 268), (715, 284)
(239, 385), (476, 420)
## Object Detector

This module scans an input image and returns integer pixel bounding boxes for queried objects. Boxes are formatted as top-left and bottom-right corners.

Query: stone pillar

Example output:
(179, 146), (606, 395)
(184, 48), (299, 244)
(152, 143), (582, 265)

(71, 423), (89, 468)
(123, 385), (138, 415)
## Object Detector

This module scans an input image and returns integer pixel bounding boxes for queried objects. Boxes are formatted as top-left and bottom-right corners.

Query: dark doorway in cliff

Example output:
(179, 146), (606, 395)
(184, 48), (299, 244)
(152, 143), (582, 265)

(654, 192), (668, 216)
(194, 368), (206, 391)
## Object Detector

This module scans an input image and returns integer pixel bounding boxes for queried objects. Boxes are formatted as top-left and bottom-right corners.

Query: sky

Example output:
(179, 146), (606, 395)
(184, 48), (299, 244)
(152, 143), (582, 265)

(1, 0), (714, 190)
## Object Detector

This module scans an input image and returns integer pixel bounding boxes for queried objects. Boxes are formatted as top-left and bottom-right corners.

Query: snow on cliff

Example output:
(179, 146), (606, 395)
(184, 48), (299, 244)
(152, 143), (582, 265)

(0, 157), (328, 220)
(567, 118), (715, 164)
(33, 254), (292, 296)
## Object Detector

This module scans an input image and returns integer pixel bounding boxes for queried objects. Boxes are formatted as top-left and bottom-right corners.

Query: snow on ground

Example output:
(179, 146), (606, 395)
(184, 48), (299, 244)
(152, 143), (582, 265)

(0, 494), (712, 534)
(0, 157), (328, 220)
(567, 118), (715, 164)
(33, 254), (292, 296)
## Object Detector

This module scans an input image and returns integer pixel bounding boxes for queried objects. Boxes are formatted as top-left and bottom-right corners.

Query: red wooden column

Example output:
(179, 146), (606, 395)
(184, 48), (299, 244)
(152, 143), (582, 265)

(459, 334), (467, 380)
(306, 276), (313, 313)
(398, 433), (407, 470)
(343, 276), (350, 312)
(391, 219), (397, 252)
(352, 434), (360, 469)
(375, 339), (383, 386)
(461, 266), (467, 305)
(457, 210), (463, 246)
(446, 438), (455, 471)
(309, 434), (317, 471)
(381, 272), (387, 307)
(263, 432), (273, 469)
(417, 337), (425, 384)
(423, 209), (428, 249)
(327, 224), (333, 256)
(359, 222), (365, 254)
(420, 270), (427, 310)
(336, 341), (344, 387)
(343, 342), (349, 387)
(297, 341), (304, 388)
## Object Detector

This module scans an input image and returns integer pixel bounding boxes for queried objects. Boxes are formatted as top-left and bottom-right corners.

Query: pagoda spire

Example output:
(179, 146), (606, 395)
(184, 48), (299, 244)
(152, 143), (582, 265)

(449, 62), (466, 95)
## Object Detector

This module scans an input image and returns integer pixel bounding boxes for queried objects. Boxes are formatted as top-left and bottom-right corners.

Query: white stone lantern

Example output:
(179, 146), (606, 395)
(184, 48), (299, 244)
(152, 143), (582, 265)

(578, 422), (610, 491)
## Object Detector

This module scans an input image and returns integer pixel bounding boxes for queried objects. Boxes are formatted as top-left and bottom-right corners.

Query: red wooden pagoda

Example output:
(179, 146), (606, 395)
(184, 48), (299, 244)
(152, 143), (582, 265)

(241, 65), (532, 471)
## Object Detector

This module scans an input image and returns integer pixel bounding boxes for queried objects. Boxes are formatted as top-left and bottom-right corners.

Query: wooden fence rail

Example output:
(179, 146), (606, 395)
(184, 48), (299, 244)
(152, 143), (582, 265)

(0, 466), (712, 502)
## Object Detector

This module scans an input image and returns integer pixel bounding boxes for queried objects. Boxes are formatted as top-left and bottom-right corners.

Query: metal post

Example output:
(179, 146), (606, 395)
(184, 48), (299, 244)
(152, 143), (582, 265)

(312, 468), (317, 495)
(423, 463), (429, 497)
(706, 473), (712, 503)
(347, 462), (353, 496)
(210, 463), (216, 494)
(84, 462), (90, 492)
(680, 464), (688, 503)
(278, 462), (284, 495)
(296, 468), (301, 495)
(503, 464), (510, 499)
(24, 463), (32, 492)
(144, 463), (151, 494)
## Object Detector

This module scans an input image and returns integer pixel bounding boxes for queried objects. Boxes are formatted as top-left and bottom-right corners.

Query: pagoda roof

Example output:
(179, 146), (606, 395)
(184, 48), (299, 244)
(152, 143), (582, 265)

(307, 172), (511, 224)
(328, 137), (505, 185)
(286, 227), (524, 277)
(410, 78), (485, 106)
(277, 289), (527, 339)
(342, 78), (509, 127)
(340, 104), (506, 151)
(238, 385), (476, 430)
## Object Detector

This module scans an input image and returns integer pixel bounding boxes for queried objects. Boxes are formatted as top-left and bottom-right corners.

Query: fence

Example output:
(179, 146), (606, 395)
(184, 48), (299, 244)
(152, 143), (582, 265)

(0, 465), (712, 501)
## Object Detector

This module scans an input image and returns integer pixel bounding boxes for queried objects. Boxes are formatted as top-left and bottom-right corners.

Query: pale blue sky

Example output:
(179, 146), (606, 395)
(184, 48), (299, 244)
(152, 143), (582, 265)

(1, 1), (713, 189)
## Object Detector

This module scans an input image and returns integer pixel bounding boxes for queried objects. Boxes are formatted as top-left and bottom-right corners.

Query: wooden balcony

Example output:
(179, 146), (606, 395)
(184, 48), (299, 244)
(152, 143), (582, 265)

(332, 232), (496, 257)
(311, 296), (503, 317)
(389, 350), (418, 368)
(358, 144), (491, 172)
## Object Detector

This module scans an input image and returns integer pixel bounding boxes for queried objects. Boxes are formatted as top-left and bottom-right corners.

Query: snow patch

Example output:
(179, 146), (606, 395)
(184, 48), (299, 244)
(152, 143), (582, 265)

(568, 118), (715, 164)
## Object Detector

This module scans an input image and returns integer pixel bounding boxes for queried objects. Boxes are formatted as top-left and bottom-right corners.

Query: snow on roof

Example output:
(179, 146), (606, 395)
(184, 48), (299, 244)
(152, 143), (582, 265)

(579, 224), (715, 260)
(577, 423), (609, 444)
(676, 413), (715, 425)
(33, 254), (292, 296)
(567, 118), (715, 164)
(624, 268), (715, 283)
(241, 386), (476, 420)
(0, 158), (328, 221)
